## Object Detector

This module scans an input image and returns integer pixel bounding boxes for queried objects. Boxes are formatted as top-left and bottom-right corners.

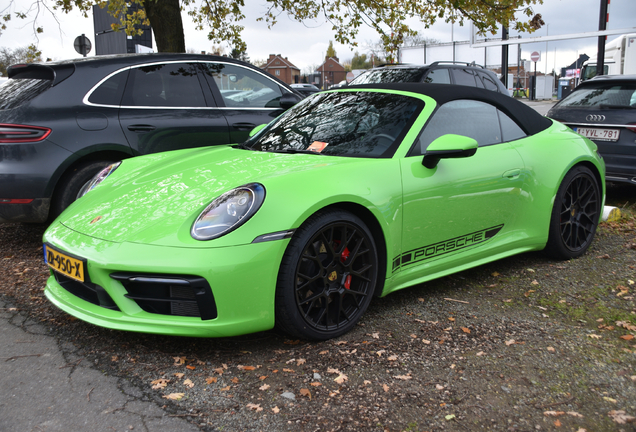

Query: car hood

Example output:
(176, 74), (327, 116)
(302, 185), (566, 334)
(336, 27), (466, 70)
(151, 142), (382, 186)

(58, 145), (374, 247)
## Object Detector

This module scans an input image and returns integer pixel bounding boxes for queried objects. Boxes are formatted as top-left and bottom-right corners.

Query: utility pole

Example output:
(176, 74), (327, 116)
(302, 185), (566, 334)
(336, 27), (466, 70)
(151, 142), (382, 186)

(596, 0), (609, 76)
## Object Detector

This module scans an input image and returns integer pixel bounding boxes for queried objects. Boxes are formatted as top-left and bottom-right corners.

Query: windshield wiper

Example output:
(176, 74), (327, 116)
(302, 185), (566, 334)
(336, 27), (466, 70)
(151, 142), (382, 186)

(599, 104), (636, 110)
(232, 143), (253, 150)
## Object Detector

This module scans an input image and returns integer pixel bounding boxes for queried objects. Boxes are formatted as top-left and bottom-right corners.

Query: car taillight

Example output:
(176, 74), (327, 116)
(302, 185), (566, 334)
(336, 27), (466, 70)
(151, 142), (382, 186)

(0, 124), (51, 143)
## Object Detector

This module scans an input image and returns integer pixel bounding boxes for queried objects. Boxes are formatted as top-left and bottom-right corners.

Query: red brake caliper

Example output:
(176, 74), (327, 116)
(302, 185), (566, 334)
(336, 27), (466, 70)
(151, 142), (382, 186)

(340, 246), (351, 289)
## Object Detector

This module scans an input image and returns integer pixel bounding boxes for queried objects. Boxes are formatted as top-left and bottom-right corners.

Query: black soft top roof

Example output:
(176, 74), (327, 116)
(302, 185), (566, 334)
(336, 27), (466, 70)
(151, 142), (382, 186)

(346, 83), (553, 136)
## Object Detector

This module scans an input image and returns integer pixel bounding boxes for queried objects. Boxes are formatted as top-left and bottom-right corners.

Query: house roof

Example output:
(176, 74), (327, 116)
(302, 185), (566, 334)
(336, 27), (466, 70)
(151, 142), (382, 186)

(264, 55), (300, 71)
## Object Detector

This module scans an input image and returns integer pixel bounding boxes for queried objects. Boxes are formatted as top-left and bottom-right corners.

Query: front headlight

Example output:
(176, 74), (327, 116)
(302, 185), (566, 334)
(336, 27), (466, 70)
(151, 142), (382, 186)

(191, 183), (265, 241)
(77, 162), (121, 199)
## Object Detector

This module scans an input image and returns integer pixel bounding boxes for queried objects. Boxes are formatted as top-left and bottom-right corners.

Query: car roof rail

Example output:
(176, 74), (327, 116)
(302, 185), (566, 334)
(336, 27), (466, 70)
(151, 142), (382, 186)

(429, 61), (485, 69)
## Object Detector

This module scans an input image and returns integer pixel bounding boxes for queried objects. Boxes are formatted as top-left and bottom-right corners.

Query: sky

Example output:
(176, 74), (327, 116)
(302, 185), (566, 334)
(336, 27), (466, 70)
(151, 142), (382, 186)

(1, 0), (635, 75)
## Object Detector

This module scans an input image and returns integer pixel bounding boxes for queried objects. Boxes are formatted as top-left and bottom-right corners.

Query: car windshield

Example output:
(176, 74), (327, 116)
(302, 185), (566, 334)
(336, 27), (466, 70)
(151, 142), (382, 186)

(350, 68), (426, 85)
(246, 91), (422, 158)
(557, 83), (636, 109)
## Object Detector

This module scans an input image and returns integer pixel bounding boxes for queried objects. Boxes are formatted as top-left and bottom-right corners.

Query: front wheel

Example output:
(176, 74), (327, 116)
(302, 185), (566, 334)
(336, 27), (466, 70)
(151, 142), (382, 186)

(544, 166), (601, 259)
(275, 209), (379, 340)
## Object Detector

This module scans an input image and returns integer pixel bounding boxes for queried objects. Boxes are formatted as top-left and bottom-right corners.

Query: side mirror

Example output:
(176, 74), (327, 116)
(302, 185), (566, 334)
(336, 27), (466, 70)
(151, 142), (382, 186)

(280, 92), (302, 110)
(422, 134), (478, 169)
(249, 124), (267, 138)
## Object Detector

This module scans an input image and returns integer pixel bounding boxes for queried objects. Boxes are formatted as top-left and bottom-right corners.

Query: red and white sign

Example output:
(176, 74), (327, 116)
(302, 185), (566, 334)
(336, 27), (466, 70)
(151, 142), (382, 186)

(531, 51), (541, 62)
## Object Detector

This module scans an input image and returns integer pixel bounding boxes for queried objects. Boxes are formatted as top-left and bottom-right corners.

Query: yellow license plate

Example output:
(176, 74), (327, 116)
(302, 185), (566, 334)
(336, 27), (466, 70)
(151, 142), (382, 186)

(44, 244), (86, 283)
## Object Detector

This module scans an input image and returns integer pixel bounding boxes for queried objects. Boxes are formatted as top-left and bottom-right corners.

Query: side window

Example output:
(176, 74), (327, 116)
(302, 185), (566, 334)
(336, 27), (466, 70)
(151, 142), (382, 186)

(88, 69), (129, 105)
(201, 63), (283, 108)
(122, 63), (205, 107)
(450, 68), (477, 87)
(498, 110), (526, 142)
(411, 100), (502, 155)
(478, 72), (500, 92)
(423, 68), (451, 84)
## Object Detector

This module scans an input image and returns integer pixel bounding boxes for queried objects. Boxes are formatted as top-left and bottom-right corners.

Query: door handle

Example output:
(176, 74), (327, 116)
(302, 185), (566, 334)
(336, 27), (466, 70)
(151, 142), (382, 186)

(232, 122), (256, 131)
(502, 169), (521, 179)
(127, 124), (157, 132)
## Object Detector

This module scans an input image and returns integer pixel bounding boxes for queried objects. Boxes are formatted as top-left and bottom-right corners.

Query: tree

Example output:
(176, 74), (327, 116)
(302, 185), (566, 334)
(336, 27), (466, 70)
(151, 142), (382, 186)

(2, 0), (543, 55)
(0, 44), (41, 76)
(229, 46), (249, 63)
(347, 52), (375, 70)
(326, 40), (337, 58)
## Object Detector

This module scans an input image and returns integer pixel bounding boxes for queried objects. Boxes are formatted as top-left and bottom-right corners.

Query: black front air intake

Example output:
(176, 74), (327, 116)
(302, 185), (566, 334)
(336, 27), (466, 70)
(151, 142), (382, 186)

(109, 272), (217, 320)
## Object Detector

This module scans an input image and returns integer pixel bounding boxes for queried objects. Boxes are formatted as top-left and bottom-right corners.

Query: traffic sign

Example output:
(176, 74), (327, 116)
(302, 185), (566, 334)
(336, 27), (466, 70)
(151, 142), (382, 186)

(74, 34), (92, 57)
(530, 51), (541, 62)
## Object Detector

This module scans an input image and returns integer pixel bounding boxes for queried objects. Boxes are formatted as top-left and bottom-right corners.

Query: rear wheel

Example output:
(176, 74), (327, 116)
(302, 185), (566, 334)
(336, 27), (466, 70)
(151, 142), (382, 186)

(50, 160), (114, 219)
(544, 166), (601, 259)
(275, 209), (379, 340)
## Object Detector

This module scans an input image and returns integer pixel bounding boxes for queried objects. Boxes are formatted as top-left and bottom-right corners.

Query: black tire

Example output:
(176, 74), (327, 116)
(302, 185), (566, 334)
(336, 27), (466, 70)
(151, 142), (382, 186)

(50, 160), (115, 219)
(275, 209), (379, 340)
(544, 165), (601, 259)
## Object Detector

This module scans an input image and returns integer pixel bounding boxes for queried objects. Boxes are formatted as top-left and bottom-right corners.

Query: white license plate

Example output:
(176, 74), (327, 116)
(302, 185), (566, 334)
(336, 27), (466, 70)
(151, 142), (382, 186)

(574, 127), (620, 142)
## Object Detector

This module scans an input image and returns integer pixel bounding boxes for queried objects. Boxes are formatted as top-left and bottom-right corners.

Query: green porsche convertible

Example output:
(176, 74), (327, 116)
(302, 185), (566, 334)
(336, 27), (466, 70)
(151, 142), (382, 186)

(43, 83), (605, 340)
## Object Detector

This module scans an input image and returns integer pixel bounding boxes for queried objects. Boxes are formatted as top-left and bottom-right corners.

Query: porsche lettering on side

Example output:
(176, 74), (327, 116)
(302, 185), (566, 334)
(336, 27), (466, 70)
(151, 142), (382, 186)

(43, 83), (606, 340)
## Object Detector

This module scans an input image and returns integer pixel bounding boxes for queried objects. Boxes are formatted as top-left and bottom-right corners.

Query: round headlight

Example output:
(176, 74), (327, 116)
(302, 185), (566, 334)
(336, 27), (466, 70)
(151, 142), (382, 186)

(191, 183), (265, 241)
(77, 162), (121, 199)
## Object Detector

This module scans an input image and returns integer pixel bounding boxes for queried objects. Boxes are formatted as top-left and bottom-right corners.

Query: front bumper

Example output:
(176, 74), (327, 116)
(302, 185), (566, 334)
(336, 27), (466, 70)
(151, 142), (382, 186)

(43, 222), (289, 337)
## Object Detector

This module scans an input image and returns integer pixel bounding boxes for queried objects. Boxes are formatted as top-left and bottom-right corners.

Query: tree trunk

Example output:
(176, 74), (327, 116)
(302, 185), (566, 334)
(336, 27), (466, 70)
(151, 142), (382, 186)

(143, 0), (186, 52)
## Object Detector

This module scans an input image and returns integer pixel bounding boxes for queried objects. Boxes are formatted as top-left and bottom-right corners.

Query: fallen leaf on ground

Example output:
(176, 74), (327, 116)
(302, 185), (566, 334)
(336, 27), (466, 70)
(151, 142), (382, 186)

(477, 351), (486, 356)
(461, 327), (471, 334)
(393, 375), (412, 380)
(220, 386), (231, 391)
(335, 340), (347, 346)
(300, 388), (311, 399)
(382, 384), (389, 392)
(544, 411), (565, 416)
(151, 379), (170, 390)
(388, 355), (398, 361)
(237, 365), (256, 371)
(334, 373), (348, 384)
(371, 332), (380, 339)
(603, 397), (617, 403)
(282, 368), (295, 373)
(547, 347), (556, 352)
(608, 410), (636, 424)
(376, 350), (386, 356)
(620, 335), (634, 341)
(259, 384), (270, 391)
(296, 358), (306, 366)
(162, 393), (184, 400)
(183, 379), (194, 388)
(205, 377), (217, 384)
(231, 377), (239, 384)
(173, 356), (186, 366)
(310, 382), (322, 387)
(259, 375), (268, 380)
(588, 334), (602, 339)
(319, 350), (329, 355)
(554, 419), (562, 427)
(505, 339), (516, 346)
(246, 403), (263, 412)
(185, 365), (195, 370)
(436, 384), (445, 390)
(272, 406), (280, 414)
(492, 271), (500, 277)
(173, 373), (184, 379)
(327, 367), (340, 374)
(422, 339), (431, 344)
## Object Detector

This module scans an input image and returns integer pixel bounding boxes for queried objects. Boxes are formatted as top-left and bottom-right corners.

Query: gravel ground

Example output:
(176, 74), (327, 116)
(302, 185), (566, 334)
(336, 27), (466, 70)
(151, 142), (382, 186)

(1, 184), (635, 432)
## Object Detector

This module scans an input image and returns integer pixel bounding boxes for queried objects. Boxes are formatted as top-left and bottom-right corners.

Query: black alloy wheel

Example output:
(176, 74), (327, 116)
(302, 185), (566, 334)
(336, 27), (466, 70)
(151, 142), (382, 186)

(275, 209), (378, 340)
(545, 166), (601, 259)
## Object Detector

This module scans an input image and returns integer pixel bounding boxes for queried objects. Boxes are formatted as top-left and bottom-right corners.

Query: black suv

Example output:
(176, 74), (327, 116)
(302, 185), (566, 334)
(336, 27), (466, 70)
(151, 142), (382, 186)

(0, 53), (301, 223)
(349, 61), (509, 95)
